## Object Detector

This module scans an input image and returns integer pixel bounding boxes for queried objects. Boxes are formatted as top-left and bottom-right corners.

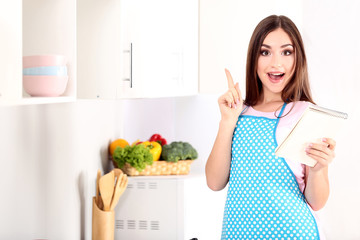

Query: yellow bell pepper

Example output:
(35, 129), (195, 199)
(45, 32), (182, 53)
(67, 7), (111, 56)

(141, 141), (162, 161)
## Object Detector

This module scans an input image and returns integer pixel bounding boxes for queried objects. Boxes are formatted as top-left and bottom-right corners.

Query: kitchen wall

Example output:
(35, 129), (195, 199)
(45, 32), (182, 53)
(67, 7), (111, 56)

(0, 96), (223, 239)
(302, 0), (360, 238)
(0, 100), (121, 239)
(120, 96), (227, 240)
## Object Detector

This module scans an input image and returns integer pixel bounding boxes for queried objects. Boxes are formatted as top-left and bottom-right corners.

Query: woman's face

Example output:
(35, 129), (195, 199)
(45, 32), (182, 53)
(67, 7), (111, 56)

(257, 28), (295, 99)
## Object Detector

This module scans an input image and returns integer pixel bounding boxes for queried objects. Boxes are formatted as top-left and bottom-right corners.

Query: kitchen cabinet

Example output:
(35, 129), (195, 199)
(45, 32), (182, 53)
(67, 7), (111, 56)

(0, 0), (77, 105)
(1, 0), (197, 104)
(77, 0), (122, 99)
(77, 0), (198, 99)
(114, 173), (221, 240)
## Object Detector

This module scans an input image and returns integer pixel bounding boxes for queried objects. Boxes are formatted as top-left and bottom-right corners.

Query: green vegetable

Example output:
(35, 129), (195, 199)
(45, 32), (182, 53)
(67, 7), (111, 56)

(161, 141), (198, 163)
(113, 144), (153, 172)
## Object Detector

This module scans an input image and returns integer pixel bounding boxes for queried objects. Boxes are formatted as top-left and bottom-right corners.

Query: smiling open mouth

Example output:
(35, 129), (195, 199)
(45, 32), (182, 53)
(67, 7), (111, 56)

(268, 73), (285, 81)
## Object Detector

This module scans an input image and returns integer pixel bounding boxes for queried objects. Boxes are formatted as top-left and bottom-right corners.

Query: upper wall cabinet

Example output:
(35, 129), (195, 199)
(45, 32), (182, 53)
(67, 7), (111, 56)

(77, 0), (198, 99)
(1, 0), (77, 105)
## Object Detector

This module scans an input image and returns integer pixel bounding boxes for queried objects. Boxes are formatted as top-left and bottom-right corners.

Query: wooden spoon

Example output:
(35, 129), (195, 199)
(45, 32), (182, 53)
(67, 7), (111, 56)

(110, 172), (128, 211)
(99, 170), (115, 211)
(95, 169), (101, 207)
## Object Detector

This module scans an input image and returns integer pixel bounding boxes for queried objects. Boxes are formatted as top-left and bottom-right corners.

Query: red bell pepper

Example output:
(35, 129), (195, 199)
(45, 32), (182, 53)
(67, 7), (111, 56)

(149, 133), (167, 146)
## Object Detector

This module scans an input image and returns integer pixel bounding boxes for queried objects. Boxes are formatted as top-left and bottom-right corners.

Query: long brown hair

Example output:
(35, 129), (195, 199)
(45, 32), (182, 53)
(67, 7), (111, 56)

(244, 15), (315, 106)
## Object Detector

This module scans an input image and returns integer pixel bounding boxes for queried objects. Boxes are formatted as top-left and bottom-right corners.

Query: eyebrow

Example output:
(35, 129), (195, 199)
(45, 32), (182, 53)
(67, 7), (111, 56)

(261, 44), (294, 49)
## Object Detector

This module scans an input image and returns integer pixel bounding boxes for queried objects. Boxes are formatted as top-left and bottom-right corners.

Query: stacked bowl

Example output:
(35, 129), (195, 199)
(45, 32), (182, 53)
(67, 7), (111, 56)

(23, 55), (69, 97)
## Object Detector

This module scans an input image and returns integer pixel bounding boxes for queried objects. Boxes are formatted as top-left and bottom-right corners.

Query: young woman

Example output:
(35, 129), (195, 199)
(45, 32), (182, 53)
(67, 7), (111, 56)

(206, 15), (335, 239)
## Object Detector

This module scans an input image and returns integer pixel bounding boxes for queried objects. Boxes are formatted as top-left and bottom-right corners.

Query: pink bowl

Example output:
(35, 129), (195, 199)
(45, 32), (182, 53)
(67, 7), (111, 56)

(23, 75), (68, 97)
(23, 55), (67, 68)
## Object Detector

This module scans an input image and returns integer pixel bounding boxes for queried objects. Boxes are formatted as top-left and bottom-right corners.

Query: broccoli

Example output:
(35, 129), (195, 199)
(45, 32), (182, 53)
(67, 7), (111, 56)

(161, 141), (198, 162)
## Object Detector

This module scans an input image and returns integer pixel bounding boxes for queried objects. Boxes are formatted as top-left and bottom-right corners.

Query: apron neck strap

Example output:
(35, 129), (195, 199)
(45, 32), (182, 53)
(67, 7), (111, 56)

(277, 102), (287, 118)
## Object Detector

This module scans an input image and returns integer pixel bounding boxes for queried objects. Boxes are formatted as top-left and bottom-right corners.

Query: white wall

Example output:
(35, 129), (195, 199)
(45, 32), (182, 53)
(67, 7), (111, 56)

(199, 0), (303, 95)
(0, 100), (121, 239)
(302, 0), (360, 238)
(0, 104), (45, 239)
(119, 95), (227, 240)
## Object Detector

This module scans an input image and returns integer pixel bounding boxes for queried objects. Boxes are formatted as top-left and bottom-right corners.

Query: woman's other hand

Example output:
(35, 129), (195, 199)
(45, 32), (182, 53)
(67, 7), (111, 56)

(305, 138), (336, 171)
(218, 69), (243, 126)
(304, 137), (335, 210)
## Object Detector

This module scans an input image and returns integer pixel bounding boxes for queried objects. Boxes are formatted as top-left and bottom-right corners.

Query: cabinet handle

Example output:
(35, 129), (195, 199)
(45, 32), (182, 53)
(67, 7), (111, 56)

(123, 43), (133, 88)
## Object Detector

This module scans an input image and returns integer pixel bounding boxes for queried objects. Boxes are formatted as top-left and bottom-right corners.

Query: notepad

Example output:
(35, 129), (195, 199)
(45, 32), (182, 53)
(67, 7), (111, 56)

(275, 104), (348, 167)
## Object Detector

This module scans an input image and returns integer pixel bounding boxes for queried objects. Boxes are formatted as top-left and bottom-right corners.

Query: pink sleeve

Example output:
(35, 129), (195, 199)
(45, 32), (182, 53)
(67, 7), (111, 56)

(276, 101), (310, 193)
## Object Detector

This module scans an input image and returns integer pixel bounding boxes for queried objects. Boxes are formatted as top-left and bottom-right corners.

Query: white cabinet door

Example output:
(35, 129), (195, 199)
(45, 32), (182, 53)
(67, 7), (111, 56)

(77, 0), (121, 99)
(77, 0), (198, 99)
(119, 0), (198, 98)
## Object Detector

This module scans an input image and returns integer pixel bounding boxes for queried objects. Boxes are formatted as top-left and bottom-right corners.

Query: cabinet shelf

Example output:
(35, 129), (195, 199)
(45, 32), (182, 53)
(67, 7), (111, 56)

(22, 0), (77, 103)
(0, 0), (76, 105)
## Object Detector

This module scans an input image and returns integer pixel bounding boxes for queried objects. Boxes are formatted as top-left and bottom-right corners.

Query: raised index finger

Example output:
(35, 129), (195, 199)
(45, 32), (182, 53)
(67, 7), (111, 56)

(225, 68), (235, 88)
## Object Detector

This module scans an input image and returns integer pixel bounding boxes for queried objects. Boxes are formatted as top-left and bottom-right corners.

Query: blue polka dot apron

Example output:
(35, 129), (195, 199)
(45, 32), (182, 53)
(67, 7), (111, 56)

(221, 103), (320, 239)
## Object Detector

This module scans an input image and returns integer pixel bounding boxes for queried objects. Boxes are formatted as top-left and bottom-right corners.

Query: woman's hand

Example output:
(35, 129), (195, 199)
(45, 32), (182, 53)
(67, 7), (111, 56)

(218, 69), (243, 126)
(305, 138), (336, 171)
(304, 137), (335, 210)
(206, 69), (243, 191)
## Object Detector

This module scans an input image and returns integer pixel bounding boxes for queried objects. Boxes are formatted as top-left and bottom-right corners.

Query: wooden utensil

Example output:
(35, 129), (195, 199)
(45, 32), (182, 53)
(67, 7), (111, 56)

(95, 169), (101, 207)
(99, 170), (115, 211)
(110, 172), (128, 211)
(113, 168), (122, 179)
(110, 171), (122, 210)
(112, 168), (123, 196)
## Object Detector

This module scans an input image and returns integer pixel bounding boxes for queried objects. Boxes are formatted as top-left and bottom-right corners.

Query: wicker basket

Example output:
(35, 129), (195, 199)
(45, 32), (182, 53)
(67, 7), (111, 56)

(112, 159), (194, 176)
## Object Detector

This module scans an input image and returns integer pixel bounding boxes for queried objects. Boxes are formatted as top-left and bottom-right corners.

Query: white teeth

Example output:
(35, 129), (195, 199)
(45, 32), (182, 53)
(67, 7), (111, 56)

(270, 73), (284, 76)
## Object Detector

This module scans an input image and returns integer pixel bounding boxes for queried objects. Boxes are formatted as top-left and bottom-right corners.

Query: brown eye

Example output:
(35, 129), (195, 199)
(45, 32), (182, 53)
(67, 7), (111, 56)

(282, 50), (293, 56)
(260, 50), (270, 56)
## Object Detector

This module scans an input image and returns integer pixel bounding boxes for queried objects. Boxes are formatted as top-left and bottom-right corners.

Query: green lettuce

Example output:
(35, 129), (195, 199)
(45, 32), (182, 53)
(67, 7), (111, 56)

(113, 144), (153, 172)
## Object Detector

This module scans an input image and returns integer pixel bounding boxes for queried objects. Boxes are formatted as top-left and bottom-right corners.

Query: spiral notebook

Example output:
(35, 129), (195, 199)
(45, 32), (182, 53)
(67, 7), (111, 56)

(275, 104), (348, 167)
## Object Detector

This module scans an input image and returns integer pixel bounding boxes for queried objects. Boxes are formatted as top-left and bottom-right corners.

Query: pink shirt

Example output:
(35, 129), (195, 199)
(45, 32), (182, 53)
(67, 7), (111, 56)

(242, 101), (326, 239)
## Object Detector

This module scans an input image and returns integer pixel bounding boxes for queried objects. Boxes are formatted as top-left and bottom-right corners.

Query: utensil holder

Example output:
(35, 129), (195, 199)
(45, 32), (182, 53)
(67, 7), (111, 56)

(92, 197), (114, 240)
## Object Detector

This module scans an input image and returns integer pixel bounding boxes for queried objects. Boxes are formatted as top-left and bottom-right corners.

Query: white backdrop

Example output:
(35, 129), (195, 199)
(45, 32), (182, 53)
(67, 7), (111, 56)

(303, 0), (360, 238)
